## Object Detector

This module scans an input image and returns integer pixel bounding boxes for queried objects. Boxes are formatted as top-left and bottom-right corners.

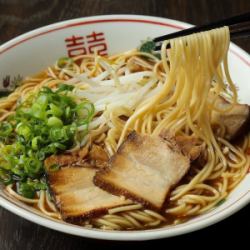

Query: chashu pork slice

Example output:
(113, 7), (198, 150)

(211, 97), (250, 140)
(94, 132), (190, 211)
(44, 147), (89, 168)
(159, 131), (203, 161)
(47, 167), (130, 222)
(44, 144), (109, 169)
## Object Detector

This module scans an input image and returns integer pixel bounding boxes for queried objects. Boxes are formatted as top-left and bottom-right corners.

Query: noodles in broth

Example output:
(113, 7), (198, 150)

(1, 26), (250, 230)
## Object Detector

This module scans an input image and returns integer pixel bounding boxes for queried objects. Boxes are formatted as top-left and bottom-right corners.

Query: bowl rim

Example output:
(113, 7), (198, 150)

(0, 14), (250, 241)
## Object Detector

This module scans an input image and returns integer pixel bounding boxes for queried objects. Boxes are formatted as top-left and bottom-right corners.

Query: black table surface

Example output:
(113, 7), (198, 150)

(0, 0), (250, 249)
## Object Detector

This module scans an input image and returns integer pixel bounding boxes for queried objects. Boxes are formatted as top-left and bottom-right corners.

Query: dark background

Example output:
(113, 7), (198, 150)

(0, 0), (249, 249)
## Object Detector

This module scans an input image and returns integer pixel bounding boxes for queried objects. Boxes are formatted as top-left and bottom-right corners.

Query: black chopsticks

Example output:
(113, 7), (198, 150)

(153, 12), (250, 51)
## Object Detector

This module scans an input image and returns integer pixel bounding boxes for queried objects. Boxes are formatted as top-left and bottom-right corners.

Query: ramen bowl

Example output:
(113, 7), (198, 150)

(0, 15), (250, 241)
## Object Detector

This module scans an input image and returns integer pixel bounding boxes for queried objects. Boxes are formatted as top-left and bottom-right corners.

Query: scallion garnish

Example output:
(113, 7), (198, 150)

(0, 83), (94, 196)
(139, 40), (161, 59)
(57, 57), (73, 69)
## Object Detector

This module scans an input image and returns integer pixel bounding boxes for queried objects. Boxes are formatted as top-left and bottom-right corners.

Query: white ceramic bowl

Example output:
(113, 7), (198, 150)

(0, 15), (250, 241)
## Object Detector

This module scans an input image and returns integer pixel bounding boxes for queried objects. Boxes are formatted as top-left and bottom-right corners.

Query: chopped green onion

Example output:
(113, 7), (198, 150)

(16, 123), (32, 140)
(30, 102), (47, 120)
(215, 199), (226, 207)
(17, 182), (36, 199)
(65, 106), (72, 120)
(47, 116), (63, 128)
(23, 156), (43, 177)
(139, 40), (161, 59)
(0, 169), (12, 185)
(49, 142), (66, 151)
(56, 83), (74, 93)
(47, 163), (60, 172)
(57, 57), (73, 69)
(36, 94), (49, 107)
(0, 84), (94, 197)
(0, 160), (11, 171)
(139, 40), (156, 53)
(36, 151), (45, 161)
(26, 179), (47, 190)
(0, 121), (13, 137)
(11, 166), (25, 178)
(31, 136), (42, 150)
(75, 102), (95, 122)
(47, 103), (63, 117)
